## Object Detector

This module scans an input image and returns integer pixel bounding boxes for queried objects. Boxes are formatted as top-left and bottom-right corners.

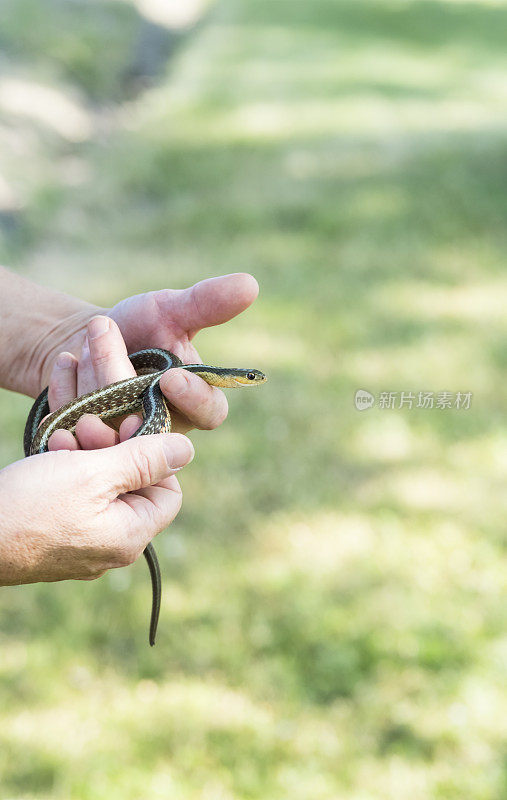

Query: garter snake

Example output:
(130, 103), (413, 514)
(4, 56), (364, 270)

(24, 348), (266, 646)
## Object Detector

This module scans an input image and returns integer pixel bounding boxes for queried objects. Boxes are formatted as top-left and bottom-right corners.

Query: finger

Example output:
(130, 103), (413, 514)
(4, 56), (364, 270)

(119, 414), (143, 441)
(159, 368), (228, 431)
(87, 432), (194, 497)
(120, 475), (182, 518)
(88, 315), (136, 385)
(109, 475), (183, 553)
(78, 315), (136, 396)
(48, 429), (79, 451)
(48, 352), (78, 412)
(77, 336), (96, 395)
(156, 273), (259, 339)
(75, 414), (119, 450)
(135, 473), (181, 495)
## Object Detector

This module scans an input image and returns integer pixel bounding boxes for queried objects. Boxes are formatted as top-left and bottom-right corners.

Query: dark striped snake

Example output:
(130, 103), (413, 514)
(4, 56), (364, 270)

(24, 348), (266, 646)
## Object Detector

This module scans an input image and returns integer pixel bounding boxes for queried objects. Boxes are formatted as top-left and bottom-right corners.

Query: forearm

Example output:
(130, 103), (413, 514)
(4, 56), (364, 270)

(0, 266), (102, 397)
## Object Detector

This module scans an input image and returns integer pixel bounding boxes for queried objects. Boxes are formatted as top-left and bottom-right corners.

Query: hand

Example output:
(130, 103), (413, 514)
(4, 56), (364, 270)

(38, 273), (259, 436)
(46, 316), (182, 450)
(0, 433), (194, 585)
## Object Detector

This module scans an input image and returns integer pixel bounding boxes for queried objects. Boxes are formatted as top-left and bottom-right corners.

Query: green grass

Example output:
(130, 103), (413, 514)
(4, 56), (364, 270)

(1, 0), (507, 797)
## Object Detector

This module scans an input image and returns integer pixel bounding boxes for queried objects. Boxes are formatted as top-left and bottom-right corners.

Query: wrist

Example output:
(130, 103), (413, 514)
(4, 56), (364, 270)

(0, 266), (103, 396)
(34, 304), (103, 394)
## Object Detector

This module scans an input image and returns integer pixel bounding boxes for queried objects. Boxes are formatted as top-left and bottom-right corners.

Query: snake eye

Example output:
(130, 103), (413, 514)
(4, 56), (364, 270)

(247, 371), (256, 381)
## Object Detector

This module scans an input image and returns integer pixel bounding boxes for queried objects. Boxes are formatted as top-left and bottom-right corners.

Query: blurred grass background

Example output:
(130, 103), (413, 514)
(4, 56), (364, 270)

(1, 0), (507, 797)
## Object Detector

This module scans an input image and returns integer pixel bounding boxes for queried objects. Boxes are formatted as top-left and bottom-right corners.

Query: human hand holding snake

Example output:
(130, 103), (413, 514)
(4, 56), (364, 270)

(0, 270), (263, 645)
(37, 272), (260, 444)
(1, 318), (196, 589)
(25, 299), (265, 646)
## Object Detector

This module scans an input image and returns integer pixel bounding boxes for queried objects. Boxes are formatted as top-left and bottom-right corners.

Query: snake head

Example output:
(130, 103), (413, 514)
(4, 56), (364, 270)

(232, 368), (267, 386)
(184, 365), (267, 388)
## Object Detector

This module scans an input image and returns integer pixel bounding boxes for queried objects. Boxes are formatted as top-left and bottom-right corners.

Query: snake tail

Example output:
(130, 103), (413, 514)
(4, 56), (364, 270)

(144, 543), (162, 646)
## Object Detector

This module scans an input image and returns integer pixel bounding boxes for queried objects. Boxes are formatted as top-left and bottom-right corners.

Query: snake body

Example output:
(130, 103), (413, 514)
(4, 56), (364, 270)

(24, 348), (266, 646)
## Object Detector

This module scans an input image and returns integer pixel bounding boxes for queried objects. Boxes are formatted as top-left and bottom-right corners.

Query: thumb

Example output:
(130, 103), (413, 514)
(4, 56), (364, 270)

(90, 433), (194, 497)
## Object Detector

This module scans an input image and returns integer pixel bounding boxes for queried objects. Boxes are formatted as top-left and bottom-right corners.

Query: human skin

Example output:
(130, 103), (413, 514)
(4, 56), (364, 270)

(0, 432), (194, 584)
(0, 266), (259, 433)
(0, 269), (259, 584)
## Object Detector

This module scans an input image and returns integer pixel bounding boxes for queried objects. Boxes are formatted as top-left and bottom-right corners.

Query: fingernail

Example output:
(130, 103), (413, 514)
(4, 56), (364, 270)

(163, 370), (188, 398)
(88, 315), (110, 340)
(55, 352), (75, 370)
(163, 434), (194, 470)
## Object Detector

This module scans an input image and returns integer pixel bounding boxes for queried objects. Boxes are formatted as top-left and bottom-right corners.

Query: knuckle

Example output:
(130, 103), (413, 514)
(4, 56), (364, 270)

(130, 447), (156, 486)
(80, 571), (107, 581)
(115, 548), (137, 568)
(107, 541), (141, 569)
(80, 564), (107, 580)
(90, 349), (114, 370)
